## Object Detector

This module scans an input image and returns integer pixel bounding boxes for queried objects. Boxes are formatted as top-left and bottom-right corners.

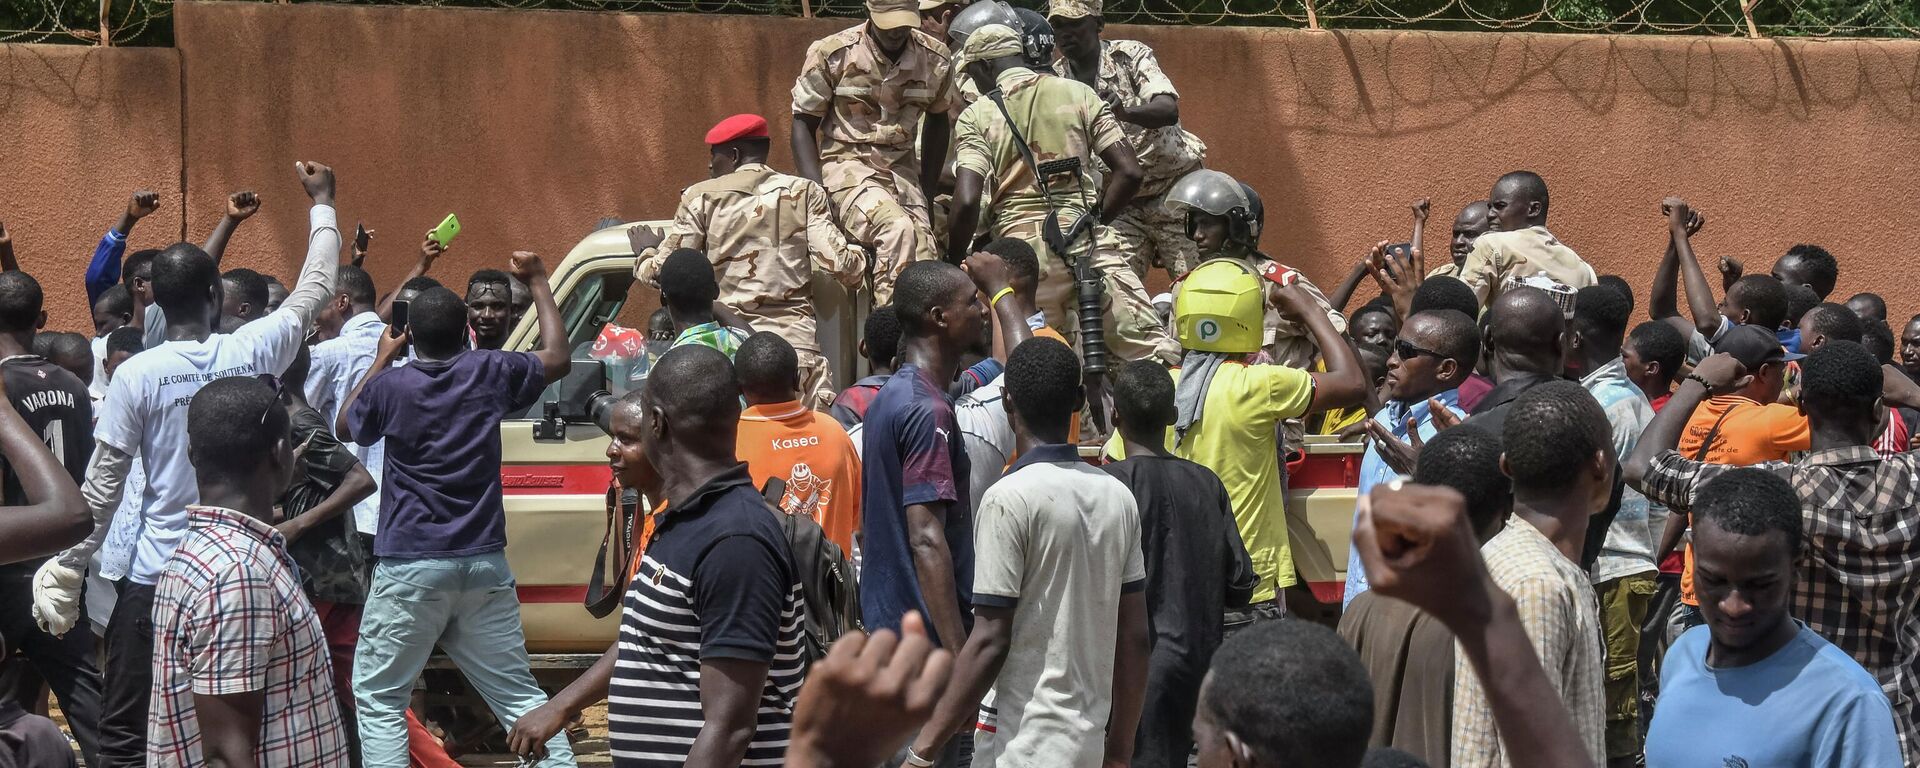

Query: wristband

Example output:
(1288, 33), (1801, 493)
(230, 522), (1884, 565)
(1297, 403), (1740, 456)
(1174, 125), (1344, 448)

(1684, 373), (1714, 390)
(905, 747), (937, 767)
(990, 286), (1015, 307)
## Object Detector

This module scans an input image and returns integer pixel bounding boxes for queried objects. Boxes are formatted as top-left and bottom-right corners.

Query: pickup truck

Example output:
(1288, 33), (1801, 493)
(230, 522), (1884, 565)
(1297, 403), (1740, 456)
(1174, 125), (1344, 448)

(432, 222), (1367, 747)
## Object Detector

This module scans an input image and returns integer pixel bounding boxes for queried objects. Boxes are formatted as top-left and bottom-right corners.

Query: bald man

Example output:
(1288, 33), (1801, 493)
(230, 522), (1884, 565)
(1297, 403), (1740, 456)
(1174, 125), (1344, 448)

(1464, 286), (1569, 434)
(1429, 200), (1491, 280)
(1457, 171), (1597, 307)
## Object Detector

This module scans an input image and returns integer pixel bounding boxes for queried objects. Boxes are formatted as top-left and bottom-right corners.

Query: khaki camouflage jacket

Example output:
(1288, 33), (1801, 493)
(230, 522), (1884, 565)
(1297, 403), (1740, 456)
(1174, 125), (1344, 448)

(1054, 39), (1206, 199)
(953, 67), (1127, 233)
(792, 24), (957, 198)
(636, 164), (865, 352)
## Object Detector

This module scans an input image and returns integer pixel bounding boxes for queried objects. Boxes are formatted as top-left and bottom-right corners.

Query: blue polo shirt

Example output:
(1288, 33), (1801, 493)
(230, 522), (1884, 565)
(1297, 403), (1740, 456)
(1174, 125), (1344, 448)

(859, 363), (973, 645)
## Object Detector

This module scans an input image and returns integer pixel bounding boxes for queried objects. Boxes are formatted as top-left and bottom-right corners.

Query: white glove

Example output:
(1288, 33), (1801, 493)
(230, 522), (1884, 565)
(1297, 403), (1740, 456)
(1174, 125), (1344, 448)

(31, 559), (84, 637)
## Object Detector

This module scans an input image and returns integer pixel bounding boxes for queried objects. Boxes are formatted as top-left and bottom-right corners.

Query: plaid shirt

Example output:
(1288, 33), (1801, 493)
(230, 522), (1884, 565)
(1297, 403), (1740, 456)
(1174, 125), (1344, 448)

(1451, 515), (1606, 768)
(148, 506), (350, 767)
(1642, 446), (1920, 759)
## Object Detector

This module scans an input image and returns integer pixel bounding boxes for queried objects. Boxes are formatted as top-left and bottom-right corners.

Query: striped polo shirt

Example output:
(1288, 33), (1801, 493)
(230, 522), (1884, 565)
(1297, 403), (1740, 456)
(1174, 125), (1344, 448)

(607, 464), (806, 767)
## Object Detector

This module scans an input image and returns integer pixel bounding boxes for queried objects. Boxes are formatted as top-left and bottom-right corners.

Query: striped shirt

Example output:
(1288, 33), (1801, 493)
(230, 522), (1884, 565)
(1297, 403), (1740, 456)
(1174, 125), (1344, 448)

(608, 465), (807, 767)
(148, 506), (349, 767)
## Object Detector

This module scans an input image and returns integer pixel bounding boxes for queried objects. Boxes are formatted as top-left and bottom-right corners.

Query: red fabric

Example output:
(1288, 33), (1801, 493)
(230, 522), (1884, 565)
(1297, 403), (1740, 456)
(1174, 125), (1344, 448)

(705, 113), (770, 144)
(313, 602), (463, 768)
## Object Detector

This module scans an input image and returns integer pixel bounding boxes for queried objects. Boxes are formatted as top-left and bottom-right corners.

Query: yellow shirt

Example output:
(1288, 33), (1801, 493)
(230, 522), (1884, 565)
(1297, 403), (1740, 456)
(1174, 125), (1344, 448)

(1105, 362), (1315, 602)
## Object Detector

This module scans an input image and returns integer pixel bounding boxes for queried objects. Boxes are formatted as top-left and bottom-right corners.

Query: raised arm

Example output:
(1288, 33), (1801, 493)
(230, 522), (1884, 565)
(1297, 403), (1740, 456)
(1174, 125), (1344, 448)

(86, 191), (159, 303)
(964, 248), (1033, 362)
(0, 221), (15, 273)
(1327, 258), (1371, 314)
(1624, 353), (1740, 490)
(1356, 484), (1597, 768)
(376, 235), (446, 323)
(280, 162), (342, 329)
(1409, 198), (1430, 265)
(509, 251), (571, 384)
(1276, 281), (1367, 413)
(336, 326), (408, 445)
(201, 190), (261, 266)
(1662, 198), (1723, 338)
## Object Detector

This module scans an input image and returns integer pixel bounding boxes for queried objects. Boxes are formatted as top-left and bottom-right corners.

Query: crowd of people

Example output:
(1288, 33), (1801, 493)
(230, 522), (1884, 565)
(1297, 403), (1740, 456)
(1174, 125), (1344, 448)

(0, 0), (1917, 767)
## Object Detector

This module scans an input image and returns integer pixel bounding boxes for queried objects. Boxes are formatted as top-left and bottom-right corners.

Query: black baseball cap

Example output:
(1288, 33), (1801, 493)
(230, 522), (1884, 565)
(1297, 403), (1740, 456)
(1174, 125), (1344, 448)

(1713, 324), (1804, 369)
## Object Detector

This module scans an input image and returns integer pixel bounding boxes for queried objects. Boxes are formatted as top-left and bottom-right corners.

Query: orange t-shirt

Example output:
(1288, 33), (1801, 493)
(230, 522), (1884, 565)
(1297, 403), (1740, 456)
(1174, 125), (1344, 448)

(1675, 395), (1810, 605)
(736, 400), (864, 553)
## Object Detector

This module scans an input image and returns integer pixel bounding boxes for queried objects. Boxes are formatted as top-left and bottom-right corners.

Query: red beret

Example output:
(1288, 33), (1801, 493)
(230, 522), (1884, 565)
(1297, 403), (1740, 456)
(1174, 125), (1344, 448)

(705, 114), (770, 145)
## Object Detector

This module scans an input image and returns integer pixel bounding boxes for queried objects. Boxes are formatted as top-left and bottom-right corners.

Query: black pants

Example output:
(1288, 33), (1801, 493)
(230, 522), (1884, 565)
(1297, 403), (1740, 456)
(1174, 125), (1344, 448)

(98, 580), (154, 768)
(0, 572), (103, 766)
(1134, 647), (1206, 768)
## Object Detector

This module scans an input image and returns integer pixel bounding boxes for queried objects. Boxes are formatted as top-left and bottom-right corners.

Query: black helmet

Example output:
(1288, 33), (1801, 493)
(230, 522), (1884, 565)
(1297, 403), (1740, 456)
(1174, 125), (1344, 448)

(1011, 7), (1055, 68)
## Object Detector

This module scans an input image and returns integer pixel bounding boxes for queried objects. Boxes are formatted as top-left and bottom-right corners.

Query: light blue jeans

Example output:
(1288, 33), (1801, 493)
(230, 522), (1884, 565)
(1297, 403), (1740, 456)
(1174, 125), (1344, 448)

(352, 551), (575, 767)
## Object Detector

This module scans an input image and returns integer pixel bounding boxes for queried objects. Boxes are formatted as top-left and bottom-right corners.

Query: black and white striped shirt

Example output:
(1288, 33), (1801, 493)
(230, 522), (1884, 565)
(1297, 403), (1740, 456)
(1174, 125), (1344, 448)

(607, 465), (807, 767)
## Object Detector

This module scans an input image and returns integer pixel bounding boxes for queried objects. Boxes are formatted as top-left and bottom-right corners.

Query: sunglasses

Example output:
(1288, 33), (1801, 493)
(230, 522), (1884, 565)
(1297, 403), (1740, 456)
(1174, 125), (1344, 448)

(1395, 339), (1447, 362)
(256, 373), (286, 427)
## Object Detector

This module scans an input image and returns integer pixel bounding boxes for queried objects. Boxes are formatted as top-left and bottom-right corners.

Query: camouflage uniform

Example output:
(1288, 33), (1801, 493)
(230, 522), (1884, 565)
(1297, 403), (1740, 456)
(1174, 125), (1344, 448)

(1055, 38), (1207, 281)
(1457, 224), (1597, 307)
(1427, 261), (1463, 280)
(792, 24), (958, 305)
(953, 67), (1181, 364)
(635, 163), (866, 408)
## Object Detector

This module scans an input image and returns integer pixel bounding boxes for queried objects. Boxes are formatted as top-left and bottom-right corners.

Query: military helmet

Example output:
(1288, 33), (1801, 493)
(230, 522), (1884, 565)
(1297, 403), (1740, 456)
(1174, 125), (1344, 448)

(1165, 169), (1261, 250)
(949, 0), (1022, 52)
(1174, 259), (1264, 354)
(1011, 7), (1055, 68)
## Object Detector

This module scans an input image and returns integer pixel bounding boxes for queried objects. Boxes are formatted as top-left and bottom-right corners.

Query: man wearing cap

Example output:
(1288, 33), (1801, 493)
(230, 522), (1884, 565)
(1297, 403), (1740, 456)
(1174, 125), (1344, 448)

(948, 23), (1181, 367)
(634, 114), (865, 408)
(1648, 323), (1810, 640)
(792, 0), (958, 305)
(1050, 0), (1207, 282)
(921, 0), (966, 40)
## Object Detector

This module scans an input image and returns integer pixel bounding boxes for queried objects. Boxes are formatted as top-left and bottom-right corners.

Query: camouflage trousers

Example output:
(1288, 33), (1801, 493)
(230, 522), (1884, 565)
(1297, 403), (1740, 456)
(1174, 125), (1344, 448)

(825, 169), (935, 306)
(1110, 189), (1201, 282)
(1002, 217), (1182, 366)
(798, 348), (836, 411)
(738, 312), (837, 409)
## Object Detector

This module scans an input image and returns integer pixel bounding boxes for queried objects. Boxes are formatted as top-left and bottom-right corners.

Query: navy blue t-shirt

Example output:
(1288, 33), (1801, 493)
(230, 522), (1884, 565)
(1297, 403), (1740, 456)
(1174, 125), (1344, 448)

(859, 364), (973, 645)
(347, 349), (547, 559)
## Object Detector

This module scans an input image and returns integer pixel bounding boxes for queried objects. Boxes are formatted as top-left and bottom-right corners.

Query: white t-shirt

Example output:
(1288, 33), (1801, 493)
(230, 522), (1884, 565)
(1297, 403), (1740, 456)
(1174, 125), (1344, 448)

(955, 374), (1015, 513)
(971, 447), (1146, 768)
(96, 312), (307, 584)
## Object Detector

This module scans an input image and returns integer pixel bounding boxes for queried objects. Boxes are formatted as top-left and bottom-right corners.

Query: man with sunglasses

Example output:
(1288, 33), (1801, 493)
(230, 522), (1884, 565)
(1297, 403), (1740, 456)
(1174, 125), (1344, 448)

(1342, 308), (1478, 608)
(33, 161), (341, 766)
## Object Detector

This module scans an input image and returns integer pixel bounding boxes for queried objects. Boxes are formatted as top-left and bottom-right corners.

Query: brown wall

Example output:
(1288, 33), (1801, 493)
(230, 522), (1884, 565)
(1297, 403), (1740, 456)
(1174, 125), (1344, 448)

(7, 4), (1920, 334)
(0, 44), (183, 331)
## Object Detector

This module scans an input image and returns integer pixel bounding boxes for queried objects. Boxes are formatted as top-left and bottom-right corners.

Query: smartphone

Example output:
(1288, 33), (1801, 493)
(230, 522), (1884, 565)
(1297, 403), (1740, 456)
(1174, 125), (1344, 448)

(428, 214), (462, 248)
(389, 300), (411, 357)
(354, 222), (370, 252)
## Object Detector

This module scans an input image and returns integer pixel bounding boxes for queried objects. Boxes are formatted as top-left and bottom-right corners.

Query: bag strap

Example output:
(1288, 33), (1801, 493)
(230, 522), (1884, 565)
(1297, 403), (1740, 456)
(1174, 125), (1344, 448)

(583, 482), (632, 619)
(1693, 404), (1740, 462)
(985, 89), (1055, 201)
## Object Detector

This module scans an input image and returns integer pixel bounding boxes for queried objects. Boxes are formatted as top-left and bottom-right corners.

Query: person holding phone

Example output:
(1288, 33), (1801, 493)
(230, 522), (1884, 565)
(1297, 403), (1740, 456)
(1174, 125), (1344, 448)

(34, 161), (342, 765)
(336, 251), (574, 767)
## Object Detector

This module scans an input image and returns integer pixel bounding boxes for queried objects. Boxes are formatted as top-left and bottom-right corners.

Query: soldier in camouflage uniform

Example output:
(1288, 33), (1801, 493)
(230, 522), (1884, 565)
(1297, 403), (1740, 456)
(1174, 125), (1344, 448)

(946, 23), (1182, 366)
(633, 114), (865, 408)
(792, 0), (958, 305)
(1051, 0), (1208, 282)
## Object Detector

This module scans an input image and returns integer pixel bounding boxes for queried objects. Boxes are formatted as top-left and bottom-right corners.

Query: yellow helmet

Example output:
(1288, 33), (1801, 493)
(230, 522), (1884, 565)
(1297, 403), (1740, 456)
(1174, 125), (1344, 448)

(1175, 258), (1263, 354)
